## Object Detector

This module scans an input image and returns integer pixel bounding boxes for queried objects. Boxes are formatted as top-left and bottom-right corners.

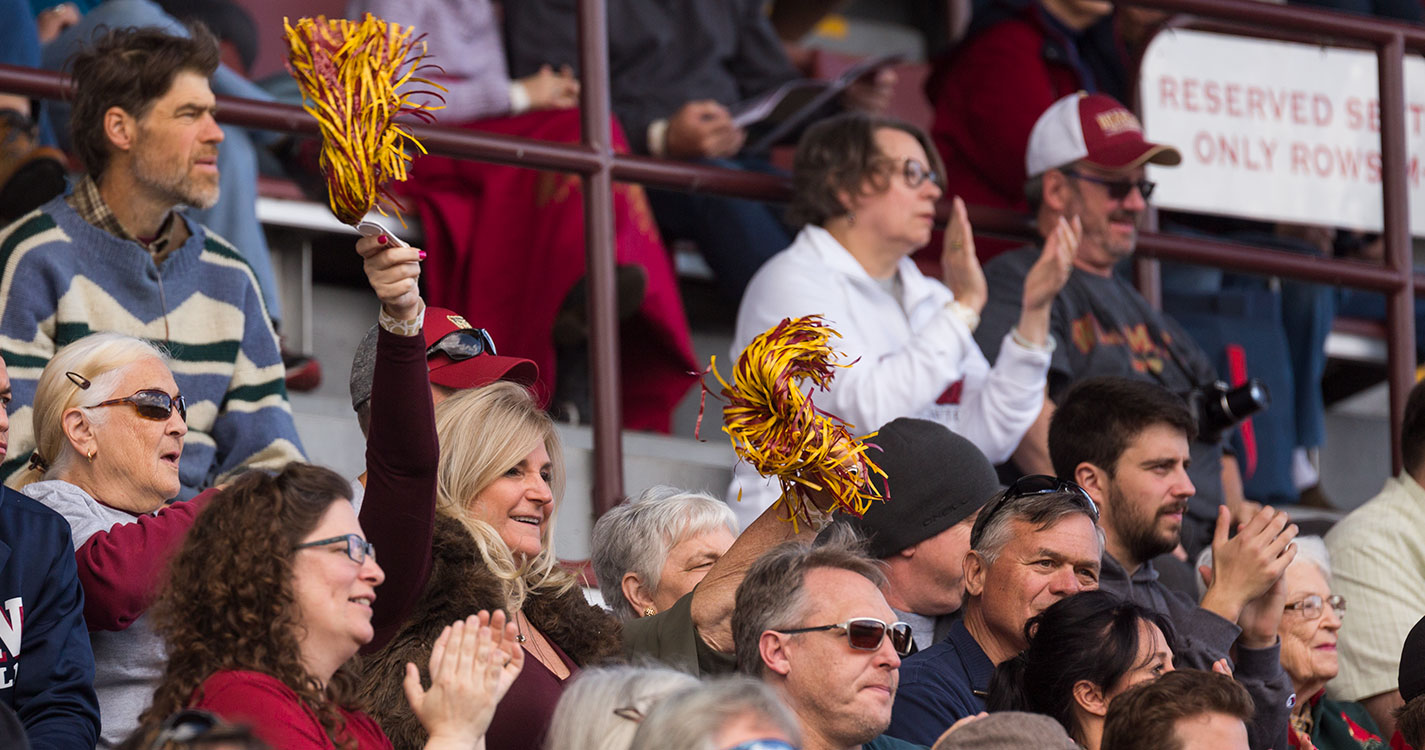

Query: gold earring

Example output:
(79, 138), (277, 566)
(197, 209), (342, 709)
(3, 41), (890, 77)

(642, 606), (657, 618)
(86, 449), (96, 463)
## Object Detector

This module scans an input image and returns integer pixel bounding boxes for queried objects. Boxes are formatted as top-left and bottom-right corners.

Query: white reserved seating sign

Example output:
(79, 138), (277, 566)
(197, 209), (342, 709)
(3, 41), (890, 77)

(1139, 28), (1425, 235)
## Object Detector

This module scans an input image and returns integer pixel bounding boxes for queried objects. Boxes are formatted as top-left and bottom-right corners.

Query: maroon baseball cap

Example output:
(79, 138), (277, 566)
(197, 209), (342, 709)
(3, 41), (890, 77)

(1026, 92), (1182, 177)
(423, 307), (539, 390)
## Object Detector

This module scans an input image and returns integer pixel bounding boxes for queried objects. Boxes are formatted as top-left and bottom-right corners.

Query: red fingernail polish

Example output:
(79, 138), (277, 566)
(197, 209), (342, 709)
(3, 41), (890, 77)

(418, 250), (427, 261)
(378, 234), (388, 244)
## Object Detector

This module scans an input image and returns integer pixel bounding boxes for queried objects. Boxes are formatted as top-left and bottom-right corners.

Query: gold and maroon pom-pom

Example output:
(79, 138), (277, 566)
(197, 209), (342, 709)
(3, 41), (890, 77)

(699, 315), (885, 530)
(284, 14), (444, 225)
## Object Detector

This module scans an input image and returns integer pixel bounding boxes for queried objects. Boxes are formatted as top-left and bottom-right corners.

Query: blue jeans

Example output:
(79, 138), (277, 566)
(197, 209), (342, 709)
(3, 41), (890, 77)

(0, 0), (57, 145)
(41, 0), (284, 325)
(644, 155), (791, 303)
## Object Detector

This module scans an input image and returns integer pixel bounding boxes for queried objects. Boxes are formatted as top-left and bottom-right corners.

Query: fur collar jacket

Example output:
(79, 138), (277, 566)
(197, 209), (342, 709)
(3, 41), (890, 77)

(357, 514), (622, 749)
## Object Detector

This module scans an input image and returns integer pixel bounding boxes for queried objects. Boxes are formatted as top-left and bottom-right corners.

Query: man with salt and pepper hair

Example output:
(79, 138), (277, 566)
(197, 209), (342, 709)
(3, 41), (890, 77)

(886, 481), (1101, 745)
(732, 526), (922, 750)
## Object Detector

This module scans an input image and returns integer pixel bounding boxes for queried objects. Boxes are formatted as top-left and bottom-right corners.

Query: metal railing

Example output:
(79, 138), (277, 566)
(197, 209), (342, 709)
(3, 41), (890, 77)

(0, 0), (1420, 506)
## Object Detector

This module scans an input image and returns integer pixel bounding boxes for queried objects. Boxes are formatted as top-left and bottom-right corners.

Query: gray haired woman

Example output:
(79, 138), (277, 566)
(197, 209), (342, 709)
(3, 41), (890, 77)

(629, 675), (802, 750)
(542, 665), (698, 750)
(592, 486), (738, 619)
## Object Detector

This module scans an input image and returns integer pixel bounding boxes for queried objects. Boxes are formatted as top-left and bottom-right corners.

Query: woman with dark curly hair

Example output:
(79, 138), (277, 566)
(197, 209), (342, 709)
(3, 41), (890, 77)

(987, 590), (1178, 750)
(123, 463), (523, 750)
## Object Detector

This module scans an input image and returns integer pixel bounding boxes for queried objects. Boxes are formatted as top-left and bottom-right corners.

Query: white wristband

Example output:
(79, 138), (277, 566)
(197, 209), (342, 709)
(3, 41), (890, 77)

(1011, 326), (1056, 353)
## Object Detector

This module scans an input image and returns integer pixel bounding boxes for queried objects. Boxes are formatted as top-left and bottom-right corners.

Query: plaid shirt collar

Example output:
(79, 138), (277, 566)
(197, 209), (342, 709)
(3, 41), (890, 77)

(66, 175), (186, 262)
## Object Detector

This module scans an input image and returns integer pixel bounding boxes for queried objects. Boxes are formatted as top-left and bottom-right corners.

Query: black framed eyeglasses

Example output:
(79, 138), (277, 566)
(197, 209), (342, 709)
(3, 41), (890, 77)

(1063, 169), (1156, 201)
(294, 533), (375, 565)
(1284, 594), (1346, 621)
(970, 475), (1100, 549)
(427, 328), (498, 361)
(775, 617), (913, 656)
(883, 157), (940, 190)
(93, 390), (187, 422)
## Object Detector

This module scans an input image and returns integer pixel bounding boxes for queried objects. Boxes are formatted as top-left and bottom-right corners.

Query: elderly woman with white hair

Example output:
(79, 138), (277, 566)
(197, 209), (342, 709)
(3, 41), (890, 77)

(592, 486), (738, 620)
(17, 332), (201, 747)
(543, 665), (698, 750)
(1200, 536), (1385, 749)
(629, 675), (802, 750)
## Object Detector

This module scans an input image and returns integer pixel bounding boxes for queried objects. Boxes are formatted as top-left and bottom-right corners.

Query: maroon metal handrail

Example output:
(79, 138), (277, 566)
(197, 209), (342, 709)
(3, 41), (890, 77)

(0, 0), (1419, 497)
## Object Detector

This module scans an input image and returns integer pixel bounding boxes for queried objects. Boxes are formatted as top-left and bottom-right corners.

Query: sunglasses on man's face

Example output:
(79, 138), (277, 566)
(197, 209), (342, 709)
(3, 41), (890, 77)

(1063, 169), (1157, 201)
(426, 328), (498, 361)
(93, 389), (187, 422)
(776, 617), (914, 656)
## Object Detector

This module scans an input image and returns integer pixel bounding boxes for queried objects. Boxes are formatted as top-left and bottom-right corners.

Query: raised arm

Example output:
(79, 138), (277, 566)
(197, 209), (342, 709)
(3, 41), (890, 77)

(354, 235), (439, 652)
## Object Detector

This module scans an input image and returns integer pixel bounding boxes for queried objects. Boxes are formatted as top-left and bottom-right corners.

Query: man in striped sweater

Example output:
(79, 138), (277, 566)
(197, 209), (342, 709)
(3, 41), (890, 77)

(0, 26), (303, 499)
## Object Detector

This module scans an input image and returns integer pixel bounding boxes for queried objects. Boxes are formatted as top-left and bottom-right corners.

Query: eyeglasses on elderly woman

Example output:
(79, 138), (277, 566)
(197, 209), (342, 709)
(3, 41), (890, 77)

(66, 371), (187, 422)
(1283, 594), (1346, 621)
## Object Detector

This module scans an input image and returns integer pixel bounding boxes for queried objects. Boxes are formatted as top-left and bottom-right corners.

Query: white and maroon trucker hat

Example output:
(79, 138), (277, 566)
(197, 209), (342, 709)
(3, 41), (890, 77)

(1025, 91), (1182, 178)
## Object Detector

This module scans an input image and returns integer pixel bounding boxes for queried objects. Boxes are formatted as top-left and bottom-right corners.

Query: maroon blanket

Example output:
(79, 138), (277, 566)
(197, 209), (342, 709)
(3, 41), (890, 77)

(394, 109), (697, 432)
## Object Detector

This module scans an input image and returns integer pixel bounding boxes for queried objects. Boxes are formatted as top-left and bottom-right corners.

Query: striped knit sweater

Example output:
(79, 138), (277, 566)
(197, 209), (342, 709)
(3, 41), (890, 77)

(0, 195), (305, 499)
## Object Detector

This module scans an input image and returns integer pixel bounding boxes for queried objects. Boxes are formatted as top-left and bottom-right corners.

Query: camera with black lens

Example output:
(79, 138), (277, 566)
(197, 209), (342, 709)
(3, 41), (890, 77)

(1184, 379), (1271, 443)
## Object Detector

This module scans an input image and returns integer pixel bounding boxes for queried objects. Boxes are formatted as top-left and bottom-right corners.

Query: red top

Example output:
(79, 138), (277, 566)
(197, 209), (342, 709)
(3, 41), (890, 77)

(193, 671), (391, 750)
(75, 488), (218, 630)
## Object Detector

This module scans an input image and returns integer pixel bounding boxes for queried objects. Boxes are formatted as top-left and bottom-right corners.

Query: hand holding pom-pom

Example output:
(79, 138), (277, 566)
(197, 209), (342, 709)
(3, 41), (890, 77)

(700, 315), (886, 529)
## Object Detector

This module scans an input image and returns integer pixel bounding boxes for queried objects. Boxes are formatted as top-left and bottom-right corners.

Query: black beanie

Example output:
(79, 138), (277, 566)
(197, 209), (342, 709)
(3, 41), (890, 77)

(842, 418), (1001, 559)
(1401, 614), (1425, 702)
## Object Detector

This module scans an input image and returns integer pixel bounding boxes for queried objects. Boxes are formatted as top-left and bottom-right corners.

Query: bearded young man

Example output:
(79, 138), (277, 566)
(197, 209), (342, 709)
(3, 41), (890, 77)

(0, 26), (303, 497)
(1048, 376), (1295, 750)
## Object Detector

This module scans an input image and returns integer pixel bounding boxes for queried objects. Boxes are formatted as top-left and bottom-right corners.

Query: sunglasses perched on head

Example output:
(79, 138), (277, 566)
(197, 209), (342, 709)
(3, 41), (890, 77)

(969, 475), (1099, 548)
(775, 617), (913, 656)
(426, 328), (498, 361)
(67, 371), (186, 422)
(1062, 169), (1157, 201)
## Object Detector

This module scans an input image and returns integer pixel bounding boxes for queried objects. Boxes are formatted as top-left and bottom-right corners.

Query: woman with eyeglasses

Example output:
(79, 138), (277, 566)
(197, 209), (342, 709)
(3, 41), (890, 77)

(725, 111), (1082, 530)
(1199, 537), (1383, 750)
(121, 463), (522, 750)
(986, 590), (1178, 750)
(15, 331), (203, 746)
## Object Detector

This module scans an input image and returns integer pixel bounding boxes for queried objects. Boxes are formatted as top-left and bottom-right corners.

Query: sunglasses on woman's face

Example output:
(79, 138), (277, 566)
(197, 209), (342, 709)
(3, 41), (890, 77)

(93, 389), (187, 422)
